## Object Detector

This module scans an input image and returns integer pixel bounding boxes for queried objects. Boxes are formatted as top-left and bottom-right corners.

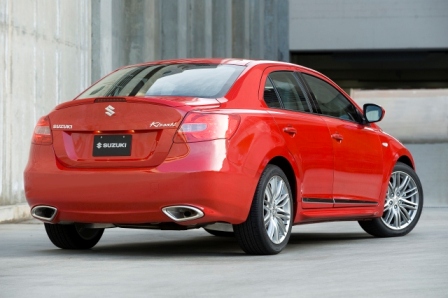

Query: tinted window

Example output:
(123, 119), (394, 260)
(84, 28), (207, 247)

(302, 74), (361, 122)
(77, 64), (245, 99)
(263, 78), (281, 108)
(269, 72), (310, 112)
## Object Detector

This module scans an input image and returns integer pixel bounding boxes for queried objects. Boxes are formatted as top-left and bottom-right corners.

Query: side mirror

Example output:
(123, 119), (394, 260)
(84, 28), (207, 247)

(363, 103), (385, 123)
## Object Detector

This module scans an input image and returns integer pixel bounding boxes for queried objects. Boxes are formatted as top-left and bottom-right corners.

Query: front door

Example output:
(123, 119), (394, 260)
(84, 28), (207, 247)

(301, 73), (384, 207)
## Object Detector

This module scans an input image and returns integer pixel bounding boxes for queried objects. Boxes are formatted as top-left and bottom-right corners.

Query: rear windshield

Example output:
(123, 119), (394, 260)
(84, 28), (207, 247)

(77, 64), (245, 99)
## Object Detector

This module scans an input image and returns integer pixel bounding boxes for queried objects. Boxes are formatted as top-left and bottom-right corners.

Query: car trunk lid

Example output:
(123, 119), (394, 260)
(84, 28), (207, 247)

(48, 96), (219, 168)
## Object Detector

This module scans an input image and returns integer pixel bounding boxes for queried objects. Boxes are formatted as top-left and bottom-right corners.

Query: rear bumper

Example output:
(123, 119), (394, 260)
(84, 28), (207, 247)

(24, 141), (257, 226)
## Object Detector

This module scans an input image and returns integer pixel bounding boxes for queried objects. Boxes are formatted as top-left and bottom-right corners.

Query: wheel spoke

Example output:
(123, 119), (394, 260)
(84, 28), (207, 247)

(400, 198), (417, 206)
(265, 186), (273, 205)
(274, 179), (283, 201)
(264, 211), (270, 227)
(276, 193), (289, 207)
(403, 186), (417, 194)
(267, 219), (275, 239)
(384, 209), (394, 224)
(276, 209), (290, 221)
(402, 204), (417, 211)
(398, 176), (410, 191)
(389, 174), (394, 188)
(399, 206), (411, 222)
(276, 217), (287, 236)
(397, 210), (402, 228)
(276, 213), (290, 221)
(403, 190), (418, 199)
(272, 219), (279, 242)
(390, 173), (397, 189)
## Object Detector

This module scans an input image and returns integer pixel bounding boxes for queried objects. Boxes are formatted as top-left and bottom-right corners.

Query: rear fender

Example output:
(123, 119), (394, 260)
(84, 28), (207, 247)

(227, 113), (301, 220)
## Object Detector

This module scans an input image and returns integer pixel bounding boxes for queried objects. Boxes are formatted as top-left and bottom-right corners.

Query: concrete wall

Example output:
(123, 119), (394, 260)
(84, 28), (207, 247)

(91, 0), (289, 81)
(290, 0), (448, 51)
(406, 143), (448, 207)
(0, 0), (91, 209)
(352, 89), (448, 143)
(0, 0), (289, 221)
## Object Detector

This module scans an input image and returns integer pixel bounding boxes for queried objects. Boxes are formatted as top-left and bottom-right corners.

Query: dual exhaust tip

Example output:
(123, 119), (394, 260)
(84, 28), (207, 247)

(162, 205), (204, 222)
(31, 205), (204, 223)
(31, 205), (57, 222)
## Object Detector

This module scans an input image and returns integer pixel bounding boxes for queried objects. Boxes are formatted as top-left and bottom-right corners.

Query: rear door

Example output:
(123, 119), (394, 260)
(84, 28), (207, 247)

(261, 68), (334, 209)
(301, 73), (384, 207)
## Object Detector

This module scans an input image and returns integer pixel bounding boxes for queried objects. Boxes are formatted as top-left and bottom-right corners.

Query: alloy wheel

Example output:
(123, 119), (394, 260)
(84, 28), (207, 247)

(382, 171), (419, 230)
(263, 175), (292, 244)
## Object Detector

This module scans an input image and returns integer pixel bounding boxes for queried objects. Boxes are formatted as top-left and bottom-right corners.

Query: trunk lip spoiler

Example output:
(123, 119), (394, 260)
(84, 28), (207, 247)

(55, 96), (221, 110)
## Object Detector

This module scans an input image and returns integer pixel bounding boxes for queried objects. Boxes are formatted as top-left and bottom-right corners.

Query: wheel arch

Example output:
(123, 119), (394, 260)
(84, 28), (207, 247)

(268, 156), (298, 220)
(377, 139), (416, 212)
(397, 155), (414, 169)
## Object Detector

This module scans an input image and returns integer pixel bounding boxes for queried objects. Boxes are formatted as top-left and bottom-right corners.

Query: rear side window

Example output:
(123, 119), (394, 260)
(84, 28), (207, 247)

(77, 64), (245, 99)
(302, 74), (361, 122)
(268, 72), (310, 112)
(263, 78), (282, 108)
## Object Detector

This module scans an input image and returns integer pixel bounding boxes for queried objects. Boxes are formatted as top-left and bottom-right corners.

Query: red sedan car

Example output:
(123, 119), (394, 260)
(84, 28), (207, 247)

(24, 58), (423, 255)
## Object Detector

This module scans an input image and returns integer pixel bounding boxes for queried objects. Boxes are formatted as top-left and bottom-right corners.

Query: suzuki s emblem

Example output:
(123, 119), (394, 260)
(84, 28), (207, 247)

(105, 105), (115, 116)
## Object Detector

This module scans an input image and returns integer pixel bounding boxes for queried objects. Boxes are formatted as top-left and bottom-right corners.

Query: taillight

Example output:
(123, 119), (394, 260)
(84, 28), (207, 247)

(32, 116), (53, 145)
(174, 112), (240, 143)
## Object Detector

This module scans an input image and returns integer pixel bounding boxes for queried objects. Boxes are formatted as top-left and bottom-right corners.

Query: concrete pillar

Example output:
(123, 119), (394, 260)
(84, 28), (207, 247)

(263, 0), (277, 60)
(177, 0), (188, 58)
(143, 0), (161, 62)
(91, 0), (113, 81)
(161, 0), (178, 59)
(204, 0), (213, 57)
(232, 0), (250, 58)
(212, 0), (232, 57)
(249, 0), (264, 59)
(123, 0), (147, 65)
(190, 0), (206, 58)
(91, 0), (102, 81)
(277, 0), (289, 61)
(91, 0), (128, 81)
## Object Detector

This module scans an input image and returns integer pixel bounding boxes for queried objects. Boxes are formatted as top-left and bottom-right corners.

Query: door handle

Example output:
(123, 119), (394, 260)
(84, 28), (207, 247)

(331, 133), (343, 141)
(283, 126), (297, 135)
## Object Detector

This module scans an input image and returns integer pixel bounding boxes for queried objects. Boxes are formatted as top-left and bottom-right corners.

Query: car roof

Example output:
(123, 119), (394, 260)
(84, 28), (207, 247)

(127, 58), (253, 67)
(121, 58), (331, 83)
(126, 58), (302, 69)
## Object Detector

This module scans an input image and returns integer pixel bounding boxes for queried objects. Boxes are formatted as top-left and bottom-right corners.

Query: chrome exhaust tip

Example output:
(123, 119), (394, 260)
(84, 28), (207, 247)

(31, 206), (57, 222)
(162, 205), (204, 222)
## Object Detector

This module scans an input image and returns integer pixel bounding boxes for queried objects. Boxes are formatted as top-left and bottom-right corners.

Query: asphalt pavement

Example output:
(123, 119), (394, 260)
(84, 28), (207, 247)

(1, 208), (447, 298)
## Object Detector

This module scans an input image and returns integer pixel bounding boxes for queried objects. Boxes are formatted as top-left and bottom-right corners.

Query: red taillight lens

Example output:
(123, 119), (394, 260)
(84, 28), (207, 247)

(32, 116), (53, 145)
(174, 112), (240, 143)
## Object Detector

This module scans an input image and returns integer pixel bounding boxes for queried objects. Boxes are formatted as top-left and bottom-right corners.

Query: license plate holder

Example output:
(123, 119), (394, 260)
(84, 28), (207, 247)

(93, 135), (132, 157)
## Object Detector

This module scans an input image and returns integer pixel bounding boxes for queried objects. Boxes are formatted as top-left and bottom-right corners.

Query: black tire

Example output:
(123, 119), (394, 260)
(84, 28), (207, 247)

(203, 228), (234, 237)
(359, 162), (423, 237)
(44, 223), (104, 249)
(233, 165), (293, 255)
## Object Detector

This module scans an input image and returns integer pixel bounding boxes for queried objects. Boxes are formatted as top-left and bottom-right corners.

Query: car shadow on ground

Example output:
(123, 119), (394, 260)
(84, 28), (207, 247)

(35, 230), (374, 258)
(288, 232), (372, 244)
